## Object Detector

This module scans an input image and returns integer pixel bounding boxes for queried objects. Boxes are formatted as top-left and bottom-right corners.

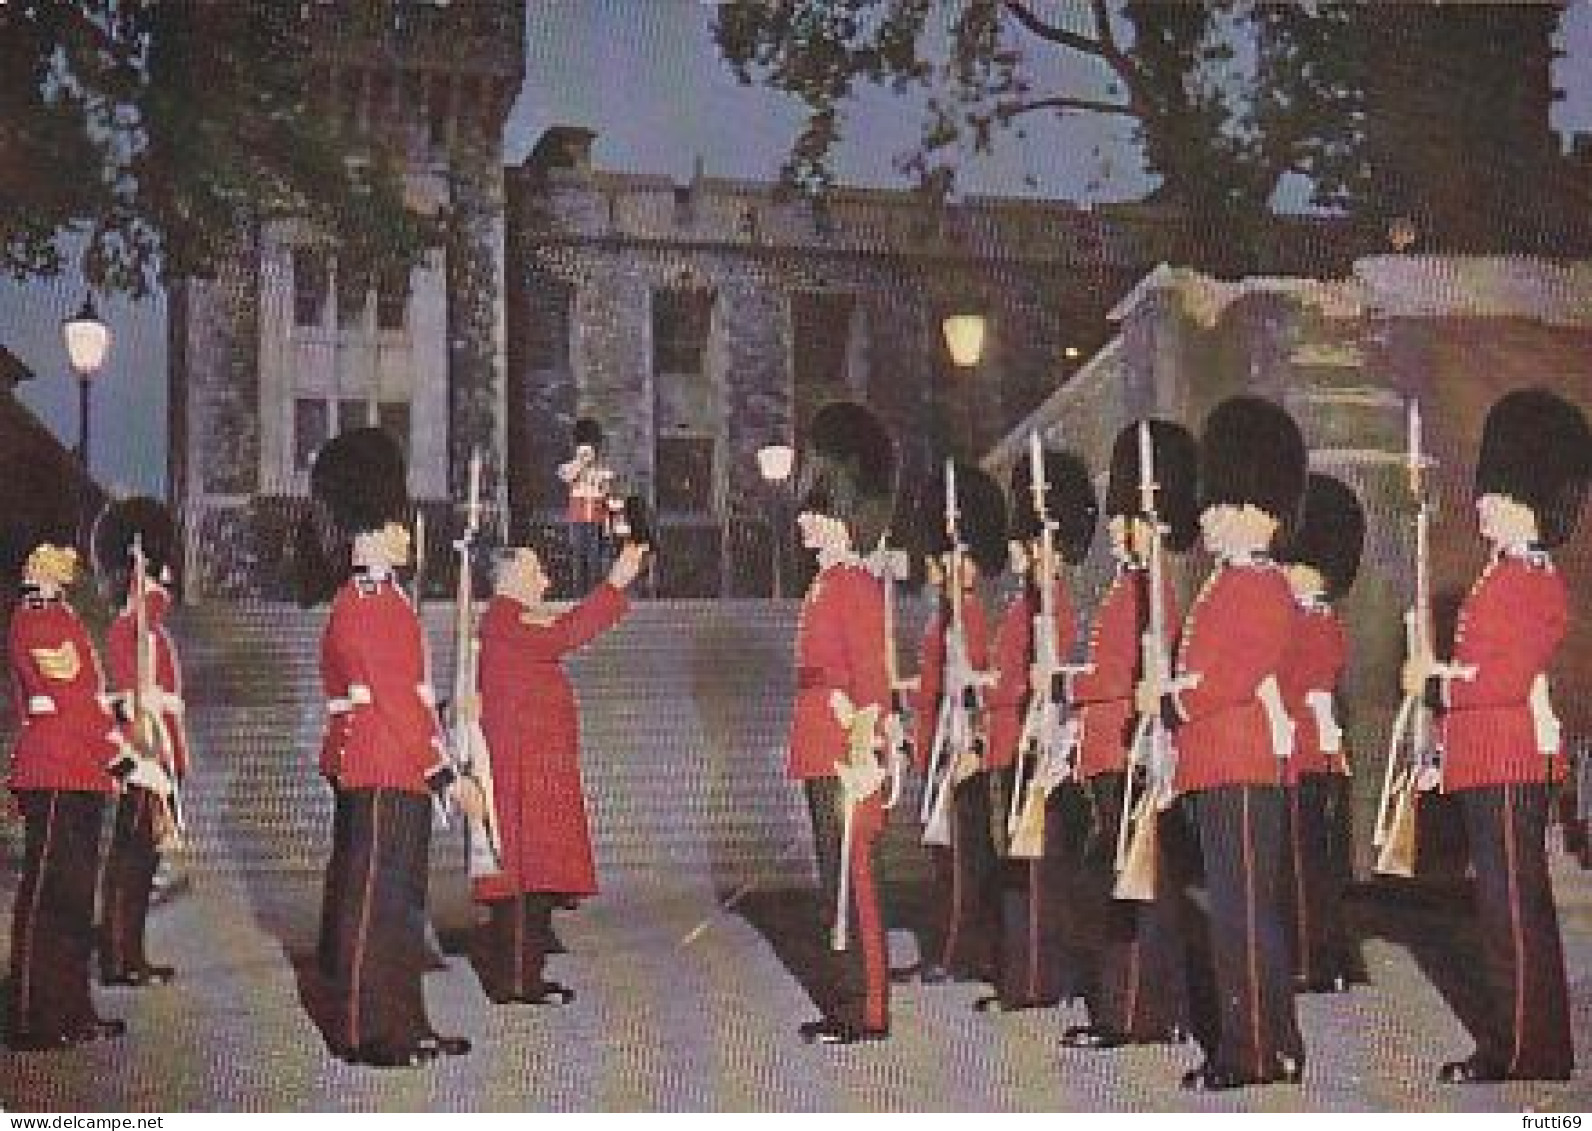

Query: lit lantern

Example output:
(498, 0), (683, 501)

(941, 313), (986, 369)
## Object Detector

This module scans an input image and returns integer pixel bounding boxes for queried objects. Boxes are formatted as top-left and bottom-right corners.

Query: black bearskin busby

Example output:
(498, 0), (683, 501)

(1474, 389), (1591, 550)
(917, 461), (1008, 578)
(1198, 396), (1307, 540)
(1278, 474), (1365, 601)
(292, 427), (410, 605)
(1010, 449), (1098, 566)
(1104, 419), (1199, 553)
(573, 417), (604, 451)
(92, 496), (178, 598)
(797, 401), (897, 553)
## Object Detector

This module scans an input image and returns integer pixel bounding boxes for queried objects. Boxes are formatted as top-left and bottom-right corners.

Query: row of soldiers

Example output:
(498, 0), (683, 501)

(787, 389), (1587, 1091)
(3, 384), (1587, 1089)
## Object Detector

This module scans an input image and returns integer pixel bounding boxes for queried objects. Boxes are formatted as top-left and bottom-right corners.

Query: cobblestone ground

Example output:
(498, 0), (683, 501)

(0, 856), (1588, 1112)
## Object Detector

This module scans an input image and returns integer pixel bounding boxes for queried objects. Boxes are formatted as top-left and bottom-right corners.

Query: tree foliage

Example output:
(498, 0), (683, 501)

(714, 0), (1369, 220)
(0, 1), (434, 297)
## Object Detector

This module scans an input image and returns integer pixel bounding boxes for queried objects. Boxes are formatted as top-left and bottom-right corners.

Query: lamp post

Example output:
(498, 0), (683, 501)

(63, 293), (111, 473)
(756, 442), (794, 598)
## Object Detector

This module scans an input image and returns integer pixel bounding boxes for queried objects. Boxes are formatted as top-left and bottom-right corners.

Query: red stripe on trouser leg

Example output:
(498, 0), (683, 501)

(850, 793), (889, 1032)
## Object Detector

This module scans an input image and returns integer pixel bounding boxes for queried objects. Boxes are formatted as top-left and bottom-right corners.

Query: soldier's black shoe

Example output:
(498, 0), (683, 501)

(7, 1031), (78, 1052)
(70, 1018), (126, 1043)
(418, 1034), (472, 1057)
(1295, 973), (1348, 995)
(1061, 1025), (1131, 1050)
(1440, 1056), (1506, 1084)
(342, 1042), (430, 1068)
(799, 1017), (887, 1045)
(1181, 1056), (1301, 1091)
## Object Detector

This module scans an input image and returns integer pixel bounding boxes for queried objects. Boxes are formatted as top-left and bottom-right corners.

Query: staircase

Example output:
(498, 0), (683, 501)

(166, 597), (934, 897)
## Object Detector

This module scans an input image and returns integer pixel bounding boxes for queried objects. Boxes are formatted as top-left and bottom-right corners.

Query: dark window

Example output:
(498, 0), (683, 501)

(293, 249), (328, 328)
(336, 261), (370, 329)
(294, 399), (330, 470)
(377, 400), (410, 462)
(791, 291), (855, 444)
(524, 272), (572, 370)
(337, 399), (369, 434)
(656, 436), (715, 514)
(652, 288), (712, 376)
(376, 264), (409, 331)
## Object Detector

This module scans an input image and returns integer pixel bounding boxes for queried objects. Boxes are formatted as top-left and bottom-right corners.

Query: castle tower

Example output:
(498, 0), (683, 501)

(169, 0), (525, 597)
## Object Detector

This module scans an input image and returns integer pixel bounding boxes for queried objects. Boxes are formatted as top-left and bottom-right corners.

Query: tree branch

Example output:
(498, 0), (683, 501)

(1002, 1), (1108, 58)
(1001, 94), (1138, 120)
(1003, 0), (1147, 116)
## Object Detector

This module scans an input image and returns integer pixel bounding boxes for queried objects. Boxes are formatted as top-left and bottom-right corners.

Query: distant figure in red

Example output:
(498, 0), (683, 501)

(472, 539), (648, 1005)
(557, 417), (616, 596)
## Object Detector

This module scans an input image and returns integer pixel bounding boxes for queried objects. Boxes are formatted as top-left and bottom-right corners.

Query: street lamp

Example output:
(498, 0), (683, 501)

(941, 312), (986, 369)
(63, 293), (111, 472)
(757, 442), (795, 598)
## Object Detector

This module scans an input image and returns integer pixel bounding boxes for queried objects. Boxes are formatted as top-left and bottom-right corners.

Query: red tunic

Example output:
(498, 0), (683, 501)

(787, 562), (889, 781)
(474, 583), (629, 901)
(7, 595), (119, 793)
(911, 590), (991, 772)
(985, 579), (1077, 770)
(106, 586), (189, 778)
(1169, 561), (1295, 793)
(1441, 553), (1568, 792)
(319, 576), (445, 794)
(1276, 602), (1348, 784)
(1068, 567), (1179, 779)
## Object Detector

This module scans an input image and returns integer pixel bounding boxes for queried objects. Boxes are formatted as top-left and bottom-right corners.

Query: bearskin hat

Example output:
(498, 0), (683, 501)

(1278, 474), (1365, 600)
(915, 460), (1008, 577)
(1104, 419), (1199, 553)
(1010, 448), (1098, 565)
(1198, 396), (1307, 539)
(92, 496), (178, 596)
(573, 417), (604, 449)
(292, 428), (410, 606)
(796, 401), (897, 552)
(1474, 389), (1591, 549)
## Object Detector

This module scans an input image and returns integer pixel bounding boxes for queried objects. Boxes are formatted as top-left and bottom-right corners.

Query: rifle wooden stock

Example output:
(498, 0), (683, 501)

(1113, 784), (1160, 902)
(1374, 768), (1419, 878)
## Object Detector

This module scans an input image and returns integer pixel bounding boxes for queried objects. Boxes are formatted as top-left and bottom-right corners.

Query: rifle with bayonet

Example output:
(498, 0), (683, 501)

(921, 460), (986, 848)
(1008, 432), (1078, 859)
(127, 534), (184, 853)
(1114, 422), (1176, 902)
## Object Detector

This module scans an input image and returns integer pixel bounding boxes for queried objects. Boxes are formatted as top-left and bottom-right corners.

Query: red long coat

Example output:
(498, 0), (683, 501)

(106, 585), (189, 778)
(1441, 552), (1568, 791)
(985, 579), (1076, 770)
(787, 562), (889, 781)
(1276, 602), (1349, 784)
(1169, 560), (1295, 793)
(319, 575), (445, 793)
(1067, 566), (1179, 779)
(7, 592), (119, 793)
(911, 590), (991, 772)
(473, 583), (629, 902)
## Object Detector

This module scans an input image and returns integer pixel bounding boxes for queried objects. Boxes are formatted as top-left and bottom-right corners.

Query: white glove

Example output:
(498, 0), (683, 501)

(128, 757), (173, 796)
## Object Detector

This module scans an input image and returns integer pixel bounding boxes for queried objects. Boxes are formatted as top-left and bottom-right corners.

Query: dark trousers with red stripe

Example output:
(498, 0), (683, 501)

(1456, 783), (1572, 1079)
(7, 790), (107, 1043)
(1079, 771), (1190, 1039)
(327, 788), (434, 1054)
(804, 777), (888, 1031)
(478, 893), (561, 1001)
(1282, 774), (1353, 988)
(98, 786), (163, 978)
(927, 772), (999, 978)
(991, 776), (1088, 1008)
(317, 784), (353, 977)
(1181, 784), (1303, 1079)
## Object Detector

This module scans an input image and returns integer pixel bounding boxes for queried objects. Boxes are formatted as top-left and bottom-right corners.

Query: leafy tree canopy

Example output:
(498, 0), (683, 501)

(714, 0), (1370, 221)
(1, 1), (434, 297)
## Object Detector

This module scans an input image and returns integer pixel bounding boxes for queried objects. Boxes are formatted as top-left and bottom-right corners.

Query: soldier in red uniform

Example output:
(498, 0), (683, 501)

(788, 401), (898, 1045)
(977, 448), (1093, 1012)
(309, 428), (471, 1068)
(910, 463), (1005, 985)
(1404, 389), (1588, 1083)
(1275, 474), (1363, 995)
(1145, 396), (1308, 1090)
(1062, 420), (1198, 1050)
(94, 497), (188, 987)
(4, 541), (127, 1050)
(470, 538), (647, 1004)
